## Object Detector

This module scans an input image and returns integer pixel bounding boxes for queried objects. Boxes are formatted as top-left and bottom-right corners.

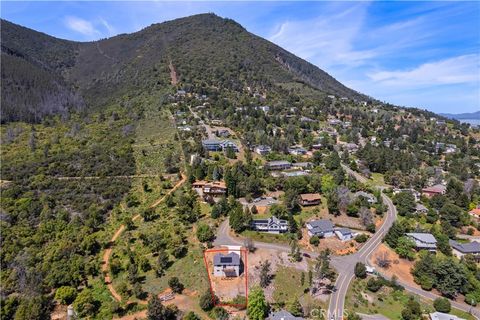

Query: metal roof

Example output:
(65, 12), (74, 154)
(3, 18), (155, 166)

(449, 240), (480, 254)
(406, 233), (437, 244)
(213, 252), (240, 266)
(268, 310), (304, 320)
(307, 219), (334, 232)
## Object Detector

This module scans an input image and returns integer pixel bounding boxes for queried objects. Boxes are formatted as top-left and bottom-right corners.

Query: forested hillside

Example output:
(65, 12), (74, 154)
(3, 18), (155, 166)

(1, 13), (367, 124)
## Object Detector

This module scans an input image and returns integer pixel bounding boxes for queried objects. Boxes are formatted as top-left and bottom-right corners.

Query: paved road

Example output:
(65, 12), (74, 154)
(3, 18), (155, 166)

(327, 190), (397, 320)
(212, 162), (480, 319)
(336, 165), (480, 319)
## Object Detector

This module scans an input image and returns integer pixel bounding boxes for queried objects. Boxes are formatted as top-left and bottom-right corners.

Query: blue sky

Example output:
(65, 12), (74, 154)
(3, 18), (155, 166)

(2, 1), (479, 114)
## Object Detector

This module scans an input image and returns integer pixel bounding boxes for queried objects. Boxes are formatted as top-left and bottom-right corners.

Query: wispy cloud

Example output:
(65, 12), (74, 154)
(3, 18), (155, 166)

(368, 54), (480, 86)
(64, 16), (99, 37)
(99, 17), (115, 37)
(268, 2), (373, 69)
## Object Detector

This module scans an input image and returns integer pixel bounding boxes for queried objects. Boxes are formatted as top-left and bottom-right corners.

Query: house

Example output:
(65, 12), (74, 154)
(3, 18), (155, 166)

(288, 146), (307, 155)
(220, 140), (239, 152)
(281, 171), (309, 177)
(306, 219), (335, 238)
(354, 191), (377, 204)
(258, 106), (270, 113)
(449, 240), (480, 260)
(328, 119), (342, 126)
(202, 139), (223, 151)
(251, 216), (289, 234)
(335, 228), (354, 241)
(345, 143), (359, 152)
(211, 119), (223, 126)
(300, 116), (315, 122)
(299, 193), (322, 206)
(254, 145), (272, 155)
(468, 208), (480, 220)
(266, 160), (292, 170)
(393, 188), (421, 202)
(213, 252), (241, 277)
(406, 233), (437, 252)
(215, 129), (230, 137)
(293, 162), (312, 170)
(415, 203), (429, 214)
(429, 312), (465, 320)
(268, 309), (304, 320)
(193, 181), (227, 197)
(422, 184), (447, 198)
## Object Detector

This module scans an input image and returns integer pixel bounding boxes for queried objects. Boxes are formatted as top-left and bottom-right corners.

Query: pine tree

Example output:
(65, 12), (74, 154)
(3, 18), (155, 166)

(247, 287), (268, 320)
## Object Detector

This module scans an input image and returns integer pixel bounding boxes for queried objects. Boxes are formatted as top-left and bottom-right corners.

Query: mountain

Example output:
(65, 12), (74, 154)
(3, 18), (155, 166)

(440, 111), (480, 120)
(1, 13), (369, 123)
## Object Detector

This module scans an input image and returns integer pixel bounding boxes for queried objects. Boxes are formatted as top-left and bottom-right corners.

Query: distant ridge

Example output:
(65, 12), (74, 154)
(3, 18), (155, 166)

(441, 111), (480, 120)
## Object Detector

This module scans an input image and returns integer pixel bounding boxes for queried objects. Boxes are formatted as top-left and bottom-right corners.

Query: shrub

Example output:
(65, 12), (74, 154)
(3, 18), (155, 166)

(55, 286), (77, 305)
(366, 278), (383, 292)
(433, 297), (451, 313)
(169, 277), (184, 294)
(354, 262), (367, 279)
(309, 236), (320, 246)
(355, 234), (368, 243)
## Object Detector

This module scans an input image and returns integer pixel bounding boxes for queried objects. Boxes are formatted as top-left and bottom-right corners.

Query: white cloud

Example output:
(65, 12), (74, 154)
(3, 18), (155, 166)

(268, 3), (373, 69)
(99, 17), (115, 37)
(64, 16), (99, 37)
(368, 54), (480, 86)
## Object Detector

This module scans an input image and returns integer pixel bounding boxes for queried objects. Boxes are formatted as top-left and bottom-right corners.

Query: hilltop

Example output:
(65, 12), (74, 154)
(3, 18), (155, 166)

(1, 13), (368, 123)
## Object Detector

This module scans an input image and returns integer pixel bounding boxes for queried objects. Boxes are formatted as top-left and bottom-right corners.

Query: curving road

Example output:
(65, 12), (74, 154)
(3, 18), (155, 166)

(214, 164), (479, 319)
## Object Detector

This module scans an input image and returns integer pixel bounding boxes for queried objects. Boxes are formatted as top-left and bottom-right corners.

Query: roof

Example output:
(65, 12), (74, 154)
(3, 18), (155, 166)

(430, 312), (465, 320)
(202, 139), (222, 145)
(307, 219), (334, 232)
(252, 216), (288, 226)
(300, 193), (321, 201)
(268, 310), (304, 320)
(415, 204), (428, 211)
(354, 191), (377, 201)
(267, 160), (291, 165)
(294, 162), (312, 167)
(422, 184), (446, 193)
(336, 228), (352, 236)
(449, 240), (480, 254)
(406, 233), (437, 244)
(469, 208), (480, 217)
(213, 252), (240, 266)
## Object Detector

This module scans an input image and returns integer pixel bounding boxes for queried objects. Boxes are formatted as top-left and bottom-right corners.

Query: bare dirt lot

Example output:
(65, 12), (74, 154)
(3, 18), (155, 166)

(369, 243), (416, 286)
(247, 248), (309, 301)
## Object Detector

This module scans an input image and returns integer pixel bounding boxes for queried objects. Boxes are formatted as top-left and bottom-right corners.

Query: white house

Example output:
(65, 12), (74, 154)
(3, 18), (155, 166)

(406, 233), (437, 252)
(306, 219), (335, 238)
(335, 228), (354, 241)
(251, 216), (289, 234)
(213, 252), (241, 277)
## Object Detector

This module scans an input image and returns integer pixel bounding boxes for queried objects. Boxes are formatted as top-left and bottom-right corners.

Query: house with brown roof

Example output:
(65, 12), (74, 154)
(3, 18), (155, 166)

(299, 193), (321, 206)
(421, 184), (447, 198)
(193, 180), (227, 197)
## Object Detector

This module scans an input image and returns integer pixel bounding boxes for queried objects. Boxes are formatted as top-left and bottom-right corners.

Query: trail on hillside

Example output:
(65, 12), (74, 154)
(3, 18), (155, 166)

(169, 60), (178, 85)
(101, 173), (186, 303)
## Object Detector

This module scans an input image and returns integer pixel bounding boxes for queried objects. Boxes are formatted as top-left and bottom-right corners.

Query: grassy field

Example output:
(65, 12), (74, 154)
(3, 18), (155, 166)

(273, 266), (309, 304)
(345, 278), (475, 320)
(241, 230), (293, 244)
(367, 173), (389, 187)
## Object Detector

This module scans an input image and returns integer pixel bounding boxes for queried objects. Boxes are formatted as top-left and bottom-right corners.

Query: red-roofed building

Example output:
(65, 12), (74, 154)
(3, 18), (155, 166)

(469, 208), (480, 220)
(421, 184), (446, 198)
